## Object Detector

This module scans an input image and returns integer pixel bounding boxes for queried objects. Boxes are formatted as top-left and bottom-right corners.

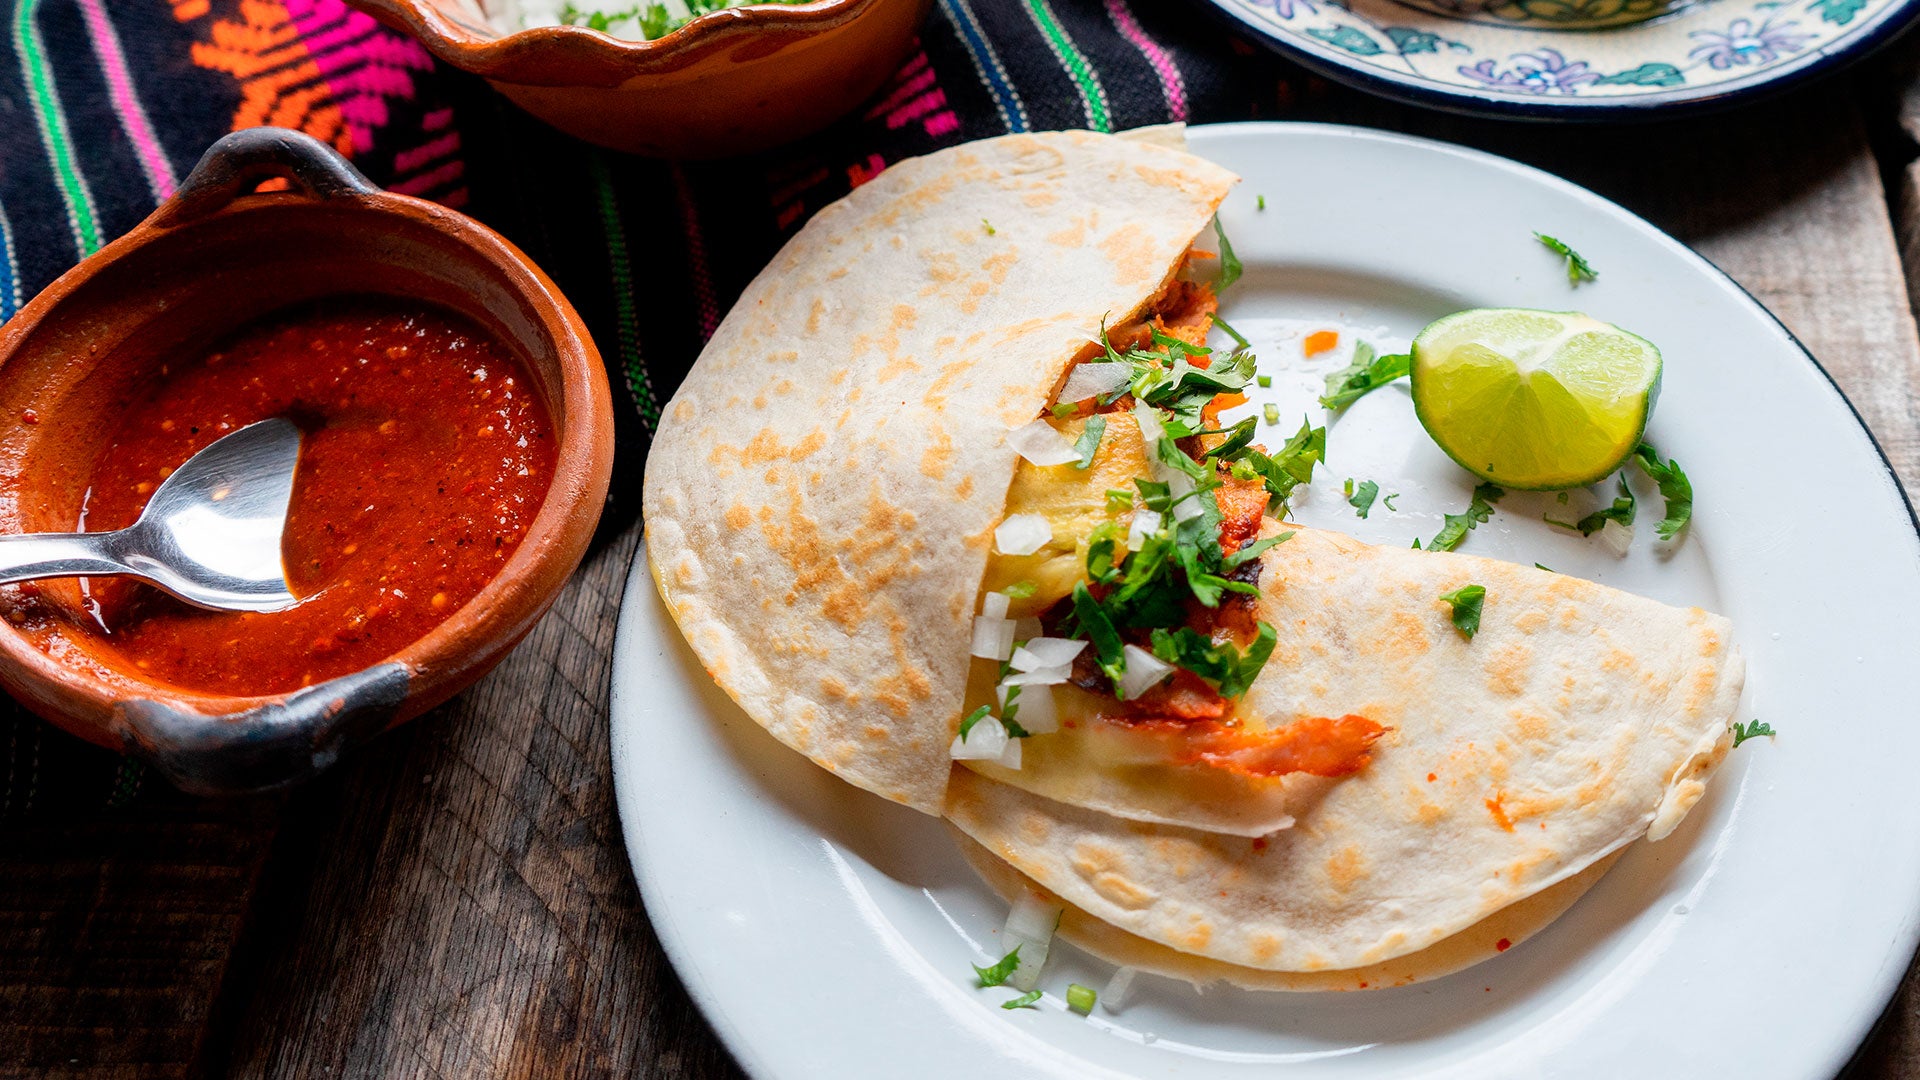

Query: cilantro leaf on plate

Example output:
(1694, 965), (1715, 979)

(1347, 478), (1379, 519)
(1426, 483), (1503, 552)
(1535, 232), (1597, 284)
(1632, 442), (1693, 540)
(1320, 343), (1411, 412)
(1732, 720), (1776, 747)
(974, 947), (1021, 987)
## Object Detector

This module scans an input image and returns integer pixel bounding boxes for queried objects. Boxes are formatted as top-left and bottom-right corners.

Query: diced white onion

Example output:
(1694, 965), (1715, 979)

(1101, 966), (1139, 1012)
(994, 513), (1051, 556)
(1006, 419), (1079, 466)
(1003, 891), (1064, 992)
(1001, 665), (1071, 687)
(950, 714), (1009, 760)
(1018, 637), (1087, 669)
(1058, 362), (1131, 403)
(1011, 684), (1057, 733)
(1599, 519), (1634, 557)
(970, 615), (1015, 661)
(1166, 471), (1204, 523)
(1127, 509), (1163, 549)
(997, 735), (1022, 770)
(1117, 643), (1174, 700)
(1133, 402), (1165, 444)
(981, 591), (1010, 619)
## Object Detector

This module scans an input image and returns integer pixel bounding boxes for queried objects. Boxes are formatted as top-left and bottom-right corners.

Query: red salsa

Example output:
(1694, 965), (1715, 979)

(10, 297), (555, 696)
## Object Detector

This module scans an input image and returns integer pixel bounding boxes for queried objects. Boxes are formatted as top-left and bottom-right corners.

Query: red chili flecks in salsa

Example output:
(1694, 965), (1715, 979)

(32, 297), (554, 696)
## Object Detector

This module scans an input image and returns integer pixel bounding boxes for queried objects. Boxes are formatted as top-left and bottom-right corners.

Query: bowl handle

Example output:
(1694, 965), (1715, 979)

(148, 126), (379, 230)
(114, 663), (411, 795)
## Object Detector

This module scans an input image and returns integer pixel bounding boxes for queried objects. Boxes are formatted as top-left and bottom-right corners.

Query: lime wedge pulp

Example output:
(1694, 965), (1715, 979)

(1410, 308), (1662, 491)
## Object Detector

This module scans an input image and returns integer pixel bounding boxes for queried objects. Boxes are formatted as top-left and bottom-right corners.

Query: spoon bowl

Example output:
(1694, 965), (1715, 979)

(122, 417), (302, 611)
(0, 418), (302, 612)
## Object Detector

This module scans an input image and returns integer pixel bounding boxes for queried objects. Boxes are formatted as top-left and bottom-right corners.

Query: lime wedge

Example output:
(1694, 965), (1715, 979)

(1410, 308), (1661, 491)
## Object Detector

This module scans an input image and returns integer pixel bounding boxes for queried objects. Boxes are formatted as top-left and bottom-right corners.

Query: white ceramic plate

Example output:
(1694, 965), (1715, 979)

(612, 123), (1920, 1079)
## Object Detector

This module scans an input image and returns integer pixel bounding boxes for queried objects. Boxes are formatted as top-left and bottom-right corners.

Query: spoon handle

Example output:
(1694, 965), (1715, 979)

(0, 531), (129, 584)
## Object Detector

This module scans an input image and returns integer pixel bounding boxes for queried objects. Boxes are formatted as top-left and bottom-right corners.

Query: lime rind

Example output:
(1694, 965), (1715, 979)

(1410, 308), (1662, 491)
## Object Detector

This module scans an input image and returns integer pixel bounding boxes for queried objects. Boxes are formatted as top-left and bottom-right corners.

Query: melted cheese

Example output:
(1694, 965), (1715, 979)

(982, 413), (1151, 619)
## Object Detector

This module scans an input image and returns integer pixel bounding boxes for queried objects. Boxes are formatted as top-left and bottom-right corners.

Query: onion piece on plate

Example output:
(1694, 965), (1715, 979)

(1002, 890), (1065, 992)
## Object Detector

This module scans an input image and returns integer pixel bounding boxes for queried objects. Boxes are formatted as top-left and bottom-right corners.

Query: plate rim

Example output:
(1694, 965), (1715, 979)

(612, 120), (1920, 1079)
(1195, 0), (1920, 120)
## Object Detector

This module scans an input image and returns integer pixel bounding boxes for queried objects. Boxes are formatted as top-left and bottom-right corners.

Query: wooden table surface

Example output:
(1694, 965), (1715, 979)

(9, 33), (1920, 1080)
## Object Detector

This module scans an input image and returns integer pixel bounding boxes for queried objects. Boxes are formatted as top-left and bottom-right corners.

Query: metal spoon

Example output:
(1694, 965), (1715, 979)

(0, 418), (302, 612)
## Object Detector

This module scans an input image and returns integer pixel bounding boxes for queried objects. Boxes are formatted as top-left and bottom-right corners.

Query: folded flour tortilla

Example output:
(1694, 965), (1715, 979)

(953, 829), (1622, 992)
(643, 128), (1236, 814)
(946, 526), (1742, 972)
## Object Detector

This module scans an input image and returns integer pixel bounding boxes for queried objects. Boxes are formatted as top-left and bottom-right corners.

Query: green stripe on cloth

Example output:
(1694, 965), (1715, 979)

(1022, 0), (1111, 133)
(13, 0), (101, 258)
(588, 151), (660, 433)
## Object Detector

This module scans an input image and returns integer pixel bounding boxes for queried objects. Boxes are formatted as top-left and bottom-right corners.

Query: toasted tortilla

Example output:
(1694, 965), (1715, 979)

(643, 128), (1238, 814)
(953, 829), (1621, 992)
(945, 526), (1742, 972)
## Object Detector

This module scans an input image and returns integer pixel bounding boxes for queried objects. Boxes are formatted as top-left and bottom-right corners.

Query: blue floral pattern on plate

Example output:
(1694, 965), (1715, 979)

(1209, 0), (1918, 115)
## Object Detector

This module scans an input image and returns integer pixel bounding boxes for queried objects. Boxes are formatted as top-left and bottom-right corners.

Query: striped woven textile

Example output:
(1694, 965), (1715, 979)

(0, 0), (1310, 816)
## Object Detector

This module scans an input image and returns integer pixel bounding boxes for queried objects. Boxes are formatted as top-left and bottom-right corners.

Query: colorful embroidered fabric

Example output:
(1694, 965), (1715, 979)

(0, 0), (1307, 815)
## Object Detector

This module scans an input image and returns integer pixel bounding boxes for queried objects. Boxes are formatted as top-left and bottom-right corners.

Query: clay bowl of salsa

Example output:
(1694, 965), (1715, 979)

(0, 127), (614, 794)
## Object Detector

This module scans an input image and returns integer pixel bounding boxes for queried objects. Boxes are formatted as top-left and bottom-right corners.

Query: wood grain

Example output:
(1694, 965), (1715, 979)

(217, 523), (744, 1080)
(0, 800), (278, 1080)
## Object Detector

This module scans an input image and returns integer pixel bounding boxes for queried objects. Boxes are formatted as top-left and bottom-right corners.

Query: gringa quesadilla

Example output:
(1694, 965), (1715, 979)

(643, 126), (1745, 986)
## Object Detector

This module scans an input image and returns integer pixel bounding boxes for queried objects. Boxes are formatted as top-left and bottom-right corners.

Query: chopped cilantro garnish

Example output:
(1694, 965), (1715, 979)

(1003, 580), (1038, 599)
(1213, 216), (1242, 292)
(1256, 374), (1272, 388)
(1150, 623), (1277, 699)
(1439, 584), (1486, 640)
(1534, 232), (1597, 284)
(1546, 474), (1634, 536)
(1211, 314), (1250, 349)
(1067, 983), (1097, 1014)
(1262, 404), (1280, 424)
(1072, 415), (1107, 470)
(982, 218), (996, 236)
(958, 704), (992, 740)
(1347, 479), (1379, 519)
(1732, 719), (1775, 747)
(1534, 563), (1555, 573)
(1382, 492), (1399, 511)
(1319, 343), (1411, 412)
(1050, 402), (1077, 418)
(1631, 442), (1692, 540)
(1426, 483), (1503, 552)
(1001, 989), (1044, 1010)
(974, 947), (1022, 987)
(1070, 583), (1128, 687)
(1241, 420), (1325, 514)
(1256, 194), (1267, 211)
(1105, 488), (1134, 512)
(1222, 531), (1290, 572)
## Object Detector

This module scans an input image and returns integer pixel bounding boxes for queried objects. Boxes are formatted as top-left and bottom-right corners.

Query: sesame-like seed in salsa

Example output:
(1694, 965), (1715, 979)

(27, 296), (555, 696)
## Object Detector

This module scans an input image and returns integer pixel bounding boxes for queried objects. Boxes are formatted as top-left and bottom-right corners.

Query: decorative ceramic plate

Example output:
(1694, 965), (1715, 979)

(1204, 0), (1919, 116)
(612, 123), (1920, 1079)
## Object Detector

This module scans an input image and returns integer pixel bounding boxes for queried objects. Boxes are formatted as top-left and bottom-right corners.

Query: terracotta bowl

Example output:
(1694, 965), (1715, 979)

(347, 0), (929, 158)
(0, 127), (614, 795)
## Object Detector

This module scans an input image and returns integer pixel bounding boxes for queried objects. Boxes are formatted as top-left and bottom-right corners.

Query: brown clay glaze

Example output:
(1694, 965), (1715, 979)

(344, 0), (930, 158)
(0, 128), (614, 793)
